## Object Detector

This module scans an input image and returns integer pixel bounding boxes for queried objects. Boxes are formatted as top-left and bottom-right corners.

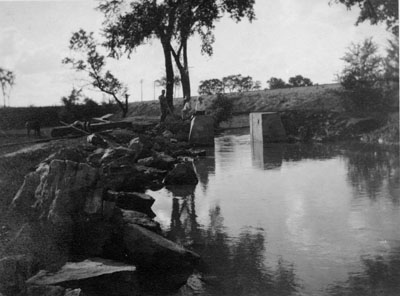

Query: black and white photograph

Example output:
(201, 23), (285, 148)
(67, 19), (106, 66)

(0, 0), (399, 295)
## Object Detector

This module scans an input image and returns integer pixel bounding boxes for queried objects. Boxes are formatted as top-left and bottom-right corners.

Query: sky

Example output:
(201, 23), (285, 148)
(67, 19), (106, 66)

(0, 0), (392, 107)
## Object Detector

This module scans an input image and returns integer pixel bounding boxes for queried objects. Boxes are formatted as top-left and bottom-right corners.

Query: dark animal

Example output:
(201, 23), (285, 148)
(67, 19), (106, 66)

(25, 120), (41, 137)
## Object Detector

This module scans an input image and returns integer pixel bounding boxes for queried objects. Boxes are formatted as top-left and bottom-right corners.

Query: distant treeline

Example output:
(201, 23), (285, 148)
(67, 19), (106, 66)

(0, 106), (61, 130)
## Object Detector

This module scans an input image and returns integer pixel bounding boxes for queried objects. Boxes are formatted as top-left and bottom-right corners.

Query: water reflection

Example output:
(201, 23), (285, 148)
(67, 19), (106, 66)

(194, 148), (215, 194)
(168, 204), (301, 296)
(251, 142), (284, 170)
(345, 144), (400, 202)
(327, 243), (400, 295)
(152, 133), (400, 296)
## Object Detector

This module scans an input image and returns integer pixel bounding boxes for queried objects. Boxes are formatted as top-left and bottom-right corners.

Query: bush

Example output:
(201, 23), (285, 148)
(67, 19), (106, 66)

(209, 93), (234, 127)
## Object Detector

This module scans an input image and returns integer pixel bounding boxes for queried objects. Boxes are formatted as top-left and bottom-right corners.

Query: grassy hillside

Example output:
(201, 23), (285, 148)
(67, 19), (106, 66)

(126, 83), (345, 118)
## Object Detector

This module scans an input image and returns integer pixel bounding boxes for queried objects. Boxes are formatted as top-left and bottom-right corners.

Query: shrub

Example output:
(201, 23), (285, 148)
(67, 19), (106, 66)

(209, 93), (234, 127)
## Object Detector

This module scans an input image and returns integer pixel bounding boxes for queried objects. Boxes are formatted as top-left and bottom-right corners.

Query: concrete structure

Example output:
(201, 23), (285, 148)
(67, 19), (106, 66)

(249, 112), (287, 143)
(189, 115), (214, 146)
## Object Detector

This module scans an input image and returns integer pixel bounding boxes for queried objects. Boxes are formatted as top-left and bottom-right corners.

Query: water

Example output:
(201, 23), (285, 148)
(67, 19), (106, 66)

(149, 130), (400, 296)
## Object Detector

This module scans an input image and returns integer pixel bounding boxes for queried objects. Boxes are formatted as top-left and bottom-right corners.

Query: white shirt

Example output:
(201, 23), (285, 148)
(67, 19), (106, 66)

(195, 100), (205, 112)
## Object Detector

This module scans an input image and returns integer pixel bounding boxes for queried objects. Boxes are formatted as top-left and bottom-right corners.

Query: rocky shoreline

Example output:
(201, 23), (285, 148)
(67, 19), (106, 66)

(0, 121), (206, 296)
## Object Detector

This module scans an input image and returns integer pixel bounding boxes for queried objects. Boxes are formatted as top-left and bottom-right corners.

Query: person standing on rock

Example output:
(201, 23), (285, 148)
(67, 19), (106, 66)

(194, 96), (206, 116)
(159, 89), (168, 123)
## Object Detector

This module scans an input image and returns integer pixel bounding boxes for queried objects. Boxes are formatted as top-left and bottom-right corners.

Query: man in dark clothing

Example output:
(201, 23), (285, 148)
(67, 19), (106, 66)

(159, 89), (168, 123)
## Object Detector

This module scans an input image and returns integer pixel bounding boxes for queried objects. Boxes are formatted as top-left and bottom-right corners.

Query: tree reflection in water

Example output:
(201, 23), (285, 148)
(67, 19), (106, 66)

(327, 245), (400, 296)
(345, 144), (399, 203)
(167, 192), (300, 295)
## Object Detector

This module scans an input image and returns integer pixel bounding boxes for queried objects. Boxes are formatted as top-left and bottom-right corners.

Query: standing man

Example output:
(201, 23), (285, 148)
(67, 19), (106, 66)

(194, 96), (206, 116)
(159, 89), (168, 123)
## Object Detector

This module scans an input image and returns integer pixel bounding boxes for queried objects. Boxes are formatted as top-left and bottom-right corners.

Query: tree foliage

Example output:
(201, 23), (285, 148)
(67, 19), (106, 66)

(59, 87), (115, 122)
(384, 36), (399, 82)
(339, 38), (384, 89)
(62, 29), (129, 117)
(288, 75), (313, 87)
(198, 78), (225, 95)
(222, 74), (261, 93)
(337, 38), (390, 111)
(0, 68), (15, 107)
(267, 77), (288, 89)
(98, 0), (256, 105)
(330, 0), (399, 35)
(209, 93), (234, 127)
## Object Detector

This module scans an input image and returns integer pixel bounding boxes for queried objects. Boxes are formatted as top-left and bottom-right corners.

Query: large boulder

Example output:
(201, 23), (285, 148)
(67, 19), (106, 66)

(164, 162), (198, 186)
(137, 152), (176, 170)
(122, 223), (199, 271)
(26, 258), (137, 296)
(2, 223), (70, 272)
(106, 191), (155, 216)
(100, 147), (136, 165)
(42, 148), (88, 165)
(118, 208), (161, 234)
(12, 159), (100, 225)
(0, 255), (36, 296)
(188, 116), (214, 146)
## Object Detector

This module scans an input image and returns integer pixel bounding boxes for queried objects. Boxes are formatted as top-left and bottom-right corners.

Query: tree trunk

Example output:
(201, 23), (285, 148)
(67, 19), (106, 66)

(161, 39), (175, 111)
(171, 40), (191, 101)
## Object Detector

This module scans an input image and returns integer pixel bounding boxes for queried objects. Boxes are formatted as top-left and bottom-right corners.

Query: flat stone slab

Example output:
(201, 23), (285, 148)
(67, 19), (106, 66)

(26, 258), (136, 286)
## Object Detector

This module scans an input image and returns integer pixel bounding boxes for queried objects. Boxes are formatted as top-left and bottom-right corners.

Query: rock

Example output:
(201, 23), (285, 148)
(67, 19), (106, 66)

(3, 223), (69, 272)
(189, 116), (214, 146)
(64, 289), (84, 296)
(34, 160), (99, 226)
(164, 162), (198, 186)
(162, 130), (174, 138)
(100, 147), (135, 165)
(86, 148), (106, 166)
(122, 223), (199, 271)
(119, 208), (161, 233)
(137, 152), (176, 170)
(127, 137), (143, 156)
(12, 159), (100, 224)
(42, 148), (87, 164)
(26, 285), (66, 296)
(26, 258), (137, 296)
(71, 219), (114, 257)
(87, 134), (107, 147)
(135, 165), (168, 181)
(106, 191), (155, 216)
(187, 148), (206, 157)
(107, 129), (137, 144)
(0, 255), (36, 295)
(10, 170), (42, 215)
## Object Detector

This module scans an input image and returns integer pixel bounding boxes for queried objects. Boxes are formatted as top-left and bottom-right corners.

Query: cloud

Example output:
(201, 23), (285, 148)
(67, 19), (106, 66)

(15, 46), (63, 75)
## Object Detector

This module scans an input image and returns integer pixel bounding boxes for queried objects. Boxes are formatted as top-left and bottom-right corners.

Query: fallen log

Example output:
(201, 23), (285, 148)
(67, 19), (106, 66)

(51, 121), (132, 138)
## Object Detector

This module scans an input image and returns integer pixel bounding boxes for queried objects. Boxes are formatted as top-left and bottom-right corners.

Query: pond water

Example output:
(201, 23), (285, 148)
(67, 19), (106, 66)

(149, 129), (400, 296)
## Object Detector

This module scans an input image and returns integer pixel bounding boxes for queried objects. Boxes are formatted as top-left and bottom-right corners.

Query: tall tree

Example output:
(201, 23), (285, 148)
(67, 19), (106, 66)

(0, 68), (15, 107)
(338, 38), (384, 89)
(330, 0), (399, 35)
(169, 0), (255, 100)
(63, 30), (129, 117)
(99, 0), (177, 110)
(98, 0), (256, 107)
